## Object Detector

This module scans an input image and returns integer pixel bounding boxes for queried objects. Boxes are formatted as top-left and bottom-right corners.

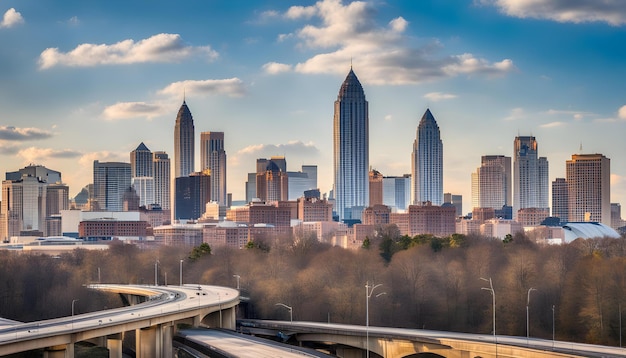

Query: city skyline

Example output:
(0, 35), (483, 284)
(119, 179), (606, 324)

(1, 1), (625, 215)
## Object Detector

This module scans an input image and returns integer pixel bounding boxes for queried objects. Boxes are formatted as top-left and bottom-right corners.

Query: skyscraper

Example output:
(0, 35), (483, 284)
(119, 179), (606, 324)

(175, 171), (211, 220)
(256, 157), (288, 203)
(566, 153), (610, 225)
(174, 101), (195, 178)
(153, 151), (171, 210)
(93, 161), (131, 211)
(200, 131), (227, 206)
(130, 142), (154, 208)
(412, 109), (443, 205)
(333, 68), (369, 220)
(551, 177), (568, 224)
(471, 155), (511, 210)
(513, 136), (549, 219)
(130, 142), (153, 178)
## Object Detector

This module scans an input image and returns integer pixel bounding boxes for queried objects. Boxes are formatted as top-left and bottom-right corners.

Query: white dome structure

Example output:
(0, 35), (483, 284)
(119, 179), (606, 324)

(562, 222), (620, 243)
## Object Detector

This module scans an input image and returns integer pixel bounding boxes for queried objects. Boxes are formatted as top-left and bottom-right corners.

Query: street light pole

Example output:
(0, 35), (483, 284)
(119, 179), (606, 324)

(365, 281), (383, 358)
(233, 274), (240, 290)
(552, 305), (554, 349)
(480, 277), (496, 356)
(71, 299), (79, 329)
(526, 287), (537, 343)
(275, 303), (292, 323)
(179, 259), (183, 286)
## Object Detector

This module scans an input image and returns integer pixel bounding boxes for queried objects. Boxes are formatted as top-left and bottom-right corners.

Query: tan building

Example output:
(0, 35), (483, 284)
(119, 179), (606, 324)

(362, 204), (391, 225)
(517, 207), (549, 227)
(566, 153), (611, 225)
(226, 201), (291, 236)
(407, 202), (456, 237)
(390, 212), (409, 236)
(369, 169), (384, 206)
(297, 197), (333, 222)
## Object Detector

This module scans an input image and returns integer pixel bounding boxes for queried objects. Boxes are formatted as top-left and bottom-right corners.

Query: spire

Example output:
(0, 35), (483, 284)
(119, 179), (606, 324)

(337, 68), (365, 100)
(135, 142), (150, 151)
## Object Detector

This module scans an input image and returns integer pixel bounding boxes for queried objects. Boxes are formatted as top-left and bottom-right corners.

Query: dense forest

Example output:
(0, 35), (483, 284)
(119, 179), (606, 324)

(2, 228), (626, 347)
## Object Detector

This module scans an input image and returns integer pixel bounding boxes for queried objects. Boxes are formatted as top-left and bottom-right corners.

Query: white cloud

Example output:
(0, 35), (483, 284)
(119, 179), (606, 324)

(159, 78), (246, 97)
(546, 109), (595, 120)
(483, 0), (626, 26)
(1, 8), (24, 28)
(424, 92), (457, 102)
(504, 107), (525, 121)
(384, 114), (393, 121)
(285, 4), (317, 19)
(39, 33), (218, 69)
(17, 147), (82, 163)
(619, 105), (626, 120)
(269, 0), (514, 85)
(0, 126), (53, 140)
(262, 62), (293, 74)
(102, 102), (165, 120)
(540, 121), (566, 128)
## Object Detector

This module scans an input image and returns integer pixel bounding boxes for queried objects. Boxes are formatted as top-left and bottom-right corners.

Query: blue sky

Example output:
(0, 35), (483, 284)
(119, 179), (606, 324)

(1, 0), (625, 214)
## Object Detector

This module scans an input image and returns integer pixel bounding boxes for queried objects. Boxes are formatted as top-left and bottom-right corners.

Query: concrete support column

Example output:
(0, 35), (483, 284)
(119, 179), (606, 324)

(107, 333), (123, 358)
(136, 326), (161, 358)
(43, 343), (74, 358)
(161, 322), (174, 357)
(222, 306), (236, 330)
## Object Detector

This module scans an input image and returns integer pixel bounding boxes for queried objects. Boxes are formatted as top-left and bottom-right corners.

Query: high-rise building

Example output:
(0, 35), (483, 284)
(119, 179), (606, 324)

(256, 157), (288, 203)
(1, 176), (47, 239)
(412, 109), (443, 205)
(130, 142), (154, 207)
(6, 164), (61, 184)
(444, 193), (463, 217)
(552, 178), (568, 224)
(174, 101), (195, 178)
(471, 155), (511, 210)
(200, 131), (227, 206)
(287, 165), (317, 200)
(153, 151), (171, 210)
(175, 171), (211, 221)
(513, 136), (549, 219)
(1, 165), (69, 239)
(382, 175), (411, 212)
(130, 142), (153, 178)
(566, 153), (610, 225)
(333, 68), (369, 220)
(93, 161), (131, 212)
(369, 169), (384, 207)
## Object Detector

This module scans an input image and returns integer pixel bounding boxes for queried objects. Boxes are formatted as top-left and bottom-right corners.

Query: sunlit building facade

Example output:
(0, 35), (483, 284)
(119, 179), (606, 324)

(174, 101), (195, 178)
(412, 109), (443, 205)
(333, 68), (369, 221)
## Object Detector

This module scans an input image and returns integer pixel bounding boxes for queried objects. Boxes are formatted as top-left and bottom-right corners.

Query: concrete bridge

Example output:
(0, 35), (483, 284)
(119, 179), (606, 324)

(0, 284), (238, 358)
(240, 319), (626, 358)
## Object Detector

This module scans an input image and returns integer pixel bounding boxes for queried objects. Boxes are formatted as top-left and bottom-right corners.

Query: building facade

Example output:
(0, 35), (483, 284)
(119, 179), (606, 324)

(552, 177), (568, 224)
(471, 155), (511, 210)
(200, 131), (227, 206)
(513, 136), (549, 219)
(412, 109), (443, 205)
(174, 101), (195, 178)
(333, 68), (369, 221)
(566, 153), (611, 225)
(174, 171), (211, 221)
(153, 151), (171, 210)
(256, 157), (288, 203)
(93, 161), (132, 212)
(130, 142), (153, 178)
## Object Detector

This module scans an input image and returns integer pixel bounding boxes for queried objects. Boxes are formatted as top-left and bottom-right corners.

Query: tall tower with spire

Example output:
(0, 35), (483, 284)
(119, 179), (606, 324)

(333, 68), (369, 221)
(174, 100), (195, 178)
(411, 109), (443, 205)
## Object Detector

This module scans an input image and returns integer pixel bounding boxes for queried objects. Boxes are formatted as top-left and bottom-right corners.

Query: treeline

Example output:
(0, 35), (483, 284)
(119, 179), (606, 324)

(2, 230), (626, 347)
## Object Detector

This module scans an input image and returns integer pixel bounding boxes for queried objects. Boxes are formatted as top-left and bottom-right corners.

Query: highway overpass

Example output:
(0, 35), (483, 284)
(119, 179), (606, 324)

(0, 284), (238, 358)
(240, 319), (626, 358)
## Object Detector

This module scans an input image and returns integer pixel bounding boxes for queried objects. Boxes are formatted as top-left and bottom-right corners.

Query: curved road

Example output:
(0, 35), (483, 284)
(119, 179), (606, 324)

(0, 284), (238, 356)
